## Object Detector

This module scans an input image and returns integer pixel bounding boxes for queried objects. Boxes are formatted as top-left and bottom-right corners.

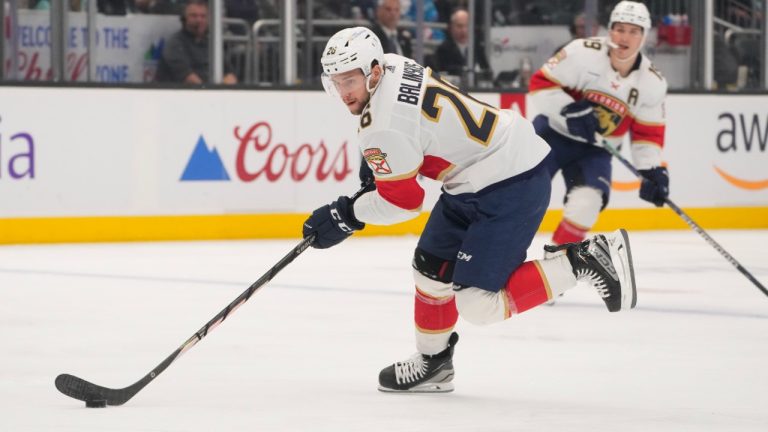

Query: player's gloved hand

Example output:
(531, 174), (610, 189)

(359, 157), (376, 193)
(638, 167), (669, 207)
(302, 196), (365, 249)
(560, 100), (599, 144)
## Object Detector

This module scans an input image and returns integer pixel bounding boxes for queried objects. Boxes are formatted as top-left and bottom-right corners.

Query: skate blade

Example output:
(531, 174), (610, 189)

(377, 382), (454, 393)
(610, 229), (637, 310)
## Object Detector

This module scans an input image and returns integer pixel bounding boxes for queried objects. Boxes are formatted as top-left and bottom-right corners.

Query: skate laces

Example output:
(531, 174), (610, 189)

(576, 268), (609, 297)
(394, 353), (428, 384)
(574, 237), (615, 298)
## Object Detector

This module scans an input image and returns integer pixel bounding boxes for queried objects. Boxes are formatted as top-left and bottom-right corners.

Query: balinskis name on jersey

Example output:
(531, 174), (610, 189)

(353, 53), (551, 226)
(529, 36), (667, 169)
(397, 61), (424, 105)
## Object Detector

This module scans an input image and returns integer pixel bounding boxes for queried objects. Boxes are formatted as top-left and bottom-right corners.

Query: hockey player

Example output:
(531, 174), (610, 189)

(302, 26), (637, 393)
(529, 1), (670, 247)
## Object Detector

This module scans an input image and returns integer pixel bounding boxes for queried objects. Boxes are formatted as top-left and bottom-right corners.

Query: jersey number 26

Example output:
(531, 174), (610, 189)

(421, 74), (499, 146)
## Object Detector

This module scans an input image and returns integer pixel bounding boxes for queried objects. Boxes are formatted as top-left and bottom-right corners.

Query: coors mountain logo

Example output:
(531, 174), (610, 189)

(181, 121), (352, 182)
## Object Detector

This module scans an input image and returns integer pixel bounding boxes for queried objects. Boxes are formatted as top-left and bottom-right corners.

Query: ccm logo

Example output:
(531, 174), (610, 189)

(597, 254), (617, 279)
(331, 208), (353, 233)
(457, 251), (473, 262)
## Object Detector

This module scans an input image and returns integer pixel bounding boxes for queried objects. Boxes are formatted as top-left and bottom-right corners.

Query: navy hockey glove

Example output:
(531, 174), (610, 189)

(638, 167), (669, 207)
(302, 196), (365, 249)
(560, 100), (599, 144)
(359, 157), (376, 193)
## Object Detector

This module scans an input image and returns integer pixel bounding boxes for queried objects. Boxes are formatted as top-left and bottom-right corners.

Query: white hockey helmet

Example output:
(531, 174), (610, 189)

(321, 27), (384, 77)
(609, 1), (652, 32)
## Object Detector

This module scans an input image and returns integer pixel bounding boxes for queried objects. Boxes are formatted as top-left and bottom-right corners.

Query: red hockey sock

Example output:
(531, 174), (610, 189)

(552, 218), (589, 245)
(414, 287), (458, 333)
(504, 261), (550, 314)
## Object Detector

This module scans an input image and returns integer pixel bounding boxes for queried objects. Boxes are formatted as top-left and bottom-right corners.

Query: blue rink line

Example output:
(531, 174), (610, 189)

(1, 267), (767, 320)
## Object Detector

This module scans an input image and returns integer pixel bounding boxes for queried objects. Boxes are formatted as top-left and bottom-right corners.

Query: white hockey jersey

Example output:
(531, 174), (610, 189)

(529, 37), (667, 170)
(353, 53), (551, 226)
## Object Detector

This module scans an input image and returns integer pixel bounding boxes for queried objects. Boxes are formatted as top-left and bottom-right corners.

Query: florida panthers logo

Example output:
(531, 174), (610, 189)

(585, 91), (628, 136)
(363, 148), (392, 174)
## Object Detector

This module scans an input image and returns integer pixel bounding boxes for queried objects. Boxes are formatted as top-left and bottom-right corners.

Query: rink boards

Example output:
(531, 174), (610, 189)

(0, 86), (766, 243)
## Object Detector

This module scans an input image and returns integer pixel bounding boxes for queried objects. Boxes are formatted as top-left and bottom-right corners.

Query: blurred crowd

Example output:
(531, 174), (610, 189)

(4, 0), (765, 90)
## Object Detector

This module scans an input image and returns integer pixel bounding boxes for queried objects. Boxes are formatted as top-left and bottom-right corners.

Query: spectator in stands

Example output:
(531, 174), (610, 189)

(570, 12), (600, 39)
(555, 12), (600, 52)
(435, 0), (460, 24)
(155, 0), (238, 84)
(713, 32), (741, 89)
(436, 0), (501, 29)
(430, 8), (489, 76)
(369, 0), (412, 58)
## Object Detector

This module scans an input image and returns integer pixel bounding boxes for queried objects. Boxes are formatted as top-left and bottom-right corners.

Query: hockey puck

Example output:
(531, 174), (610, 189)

(85, 399), (107, 408)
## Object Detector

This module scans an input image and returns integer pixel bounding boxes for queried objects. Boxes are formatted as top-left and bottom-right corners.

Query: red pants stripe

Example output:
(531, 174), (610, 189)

(414, 287), (458, 333)
(504, 261), (550, 314)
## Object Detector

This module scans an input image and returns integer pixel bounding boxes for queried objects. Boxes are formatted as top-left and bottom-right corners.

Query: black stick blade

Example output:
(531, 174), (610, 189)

(55, 373), (133, 406)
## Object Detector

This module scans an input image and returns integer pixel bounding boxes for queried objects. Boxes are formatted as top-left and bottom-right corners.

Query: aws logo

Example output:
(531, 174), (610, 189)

(0, 115), (35, 181)
(715, 112), (768, 190)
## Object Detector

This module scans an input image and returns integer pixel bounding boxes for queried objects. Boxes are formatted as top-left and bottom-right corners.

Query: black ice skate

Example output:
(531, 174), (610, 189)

(545, 229), (636, 312)
(378, 332), (459, 393)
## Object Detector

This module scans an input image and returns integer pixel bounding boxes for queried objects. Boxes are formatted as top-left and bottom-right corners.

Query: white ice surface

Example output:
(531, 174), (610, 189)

(1, 231), (767, 432)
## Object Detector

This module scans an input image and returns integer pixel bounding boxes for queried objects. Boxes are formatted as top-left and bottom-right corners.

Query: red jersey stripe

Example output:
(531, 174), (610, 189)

(528, 69), (560, 92)
(376, 176), (425, 211)
(631, 121), (665, 147)
(420, 155), (454, 181)
(609, 117), (632, 137)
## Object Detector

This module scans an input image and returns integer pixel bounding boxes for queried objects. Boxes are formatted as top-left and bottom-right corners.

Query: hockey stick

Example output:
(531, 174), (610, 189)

(601, 140), (768, 298)
(55, 181), (374, 406)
